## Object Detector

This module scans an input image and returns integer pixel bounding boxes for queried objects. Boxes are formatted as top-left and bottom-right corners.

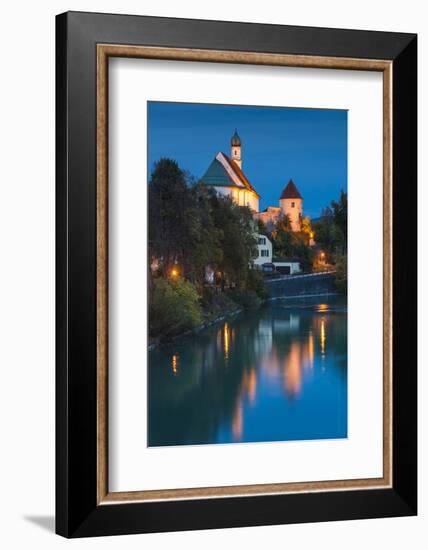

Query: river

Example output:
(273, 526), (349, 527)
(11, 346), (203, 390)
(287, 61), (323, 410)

(148, 296), (347, 447)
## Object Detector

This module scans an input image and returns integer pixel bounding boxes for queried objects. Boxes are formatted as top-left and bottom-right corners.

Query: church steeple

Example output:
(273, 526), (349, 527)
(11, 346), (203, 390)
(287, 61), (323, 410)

(231, 129), (242, 169)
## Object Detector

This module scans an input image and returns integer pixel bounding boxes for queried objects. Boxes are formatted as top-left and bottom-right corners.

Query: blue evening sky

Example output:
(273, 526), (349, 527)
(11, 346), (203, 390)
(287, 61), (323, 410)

(147, 102), (347, 218)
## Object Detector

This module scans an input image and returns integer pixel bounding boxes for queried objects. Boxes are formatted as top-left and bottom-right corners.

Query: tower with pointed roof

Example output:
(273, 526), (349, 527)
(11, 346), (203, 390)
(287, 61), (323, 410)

(256, 178), (304, 232)
(279, 179), (303, 231)
(231, 129), (242, 169)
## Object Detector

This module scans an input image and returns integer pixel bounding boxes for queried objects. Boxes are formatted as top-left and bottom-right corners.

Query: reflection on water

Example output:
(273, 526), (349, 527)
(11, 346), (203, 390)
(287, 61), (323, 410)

(223, 322), (230, 362)
(148, 296), (347, 446)
(320, 318), (326, 357)
(171, 354), (178, 376)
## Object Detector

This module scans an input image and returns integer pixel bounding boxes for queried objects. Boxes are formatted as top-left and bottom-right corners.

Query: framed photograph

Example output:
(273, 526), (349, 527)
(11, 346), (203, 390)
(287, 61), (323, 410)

(56, 11), (417, 537)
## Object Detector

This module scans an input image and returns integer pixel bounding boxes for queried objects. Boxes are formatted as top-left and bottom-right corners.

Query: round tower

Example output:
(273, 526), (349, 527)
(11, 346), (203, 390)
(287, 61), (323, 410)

(279, 179), (303, 232)
(231, 129), (242, 169)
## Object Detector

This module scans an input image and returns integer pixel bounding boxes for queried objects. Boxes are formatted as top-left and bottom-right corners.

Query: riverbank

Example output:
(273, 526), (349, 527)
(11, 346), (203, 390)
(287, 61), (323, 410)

(149, 276), (265, 350)
(148, 305), (243, 351)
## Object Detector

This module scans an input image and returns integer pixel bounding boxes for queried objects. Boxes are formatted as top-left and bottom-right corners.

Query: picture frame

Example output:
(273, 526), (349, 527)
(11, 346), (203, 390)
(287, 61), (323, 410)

(56, 11), (417, 538)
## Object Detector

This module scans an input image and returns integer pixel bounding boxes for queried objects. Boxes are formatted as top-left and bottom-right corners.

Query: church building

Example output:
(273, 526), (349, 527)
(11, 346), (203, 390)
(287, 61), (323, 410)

(200, 130), (260, 212)
(200, 130), (304, 233)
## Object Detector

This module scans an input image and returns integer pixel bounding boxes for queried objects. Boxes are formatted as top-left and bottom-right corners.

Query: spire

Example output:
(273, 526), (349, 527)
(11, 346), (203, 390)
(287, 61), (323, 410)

(280, 179), (302, 200)
(231, 129), (242, 169)
(231, 129), (241, 146)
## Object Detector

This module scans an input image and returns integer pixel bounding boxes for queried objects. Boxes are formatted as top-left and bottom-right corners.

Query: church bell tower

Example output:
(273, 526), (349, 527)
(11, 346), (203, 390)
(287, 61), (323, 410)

(231, 129), (242, 169)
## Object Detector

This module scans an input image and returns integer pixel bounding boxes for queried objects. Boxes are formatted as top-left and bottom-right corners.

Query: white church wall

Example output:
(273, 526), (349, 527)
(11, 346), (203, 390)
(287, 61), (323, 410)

(246, 192), (259, 212)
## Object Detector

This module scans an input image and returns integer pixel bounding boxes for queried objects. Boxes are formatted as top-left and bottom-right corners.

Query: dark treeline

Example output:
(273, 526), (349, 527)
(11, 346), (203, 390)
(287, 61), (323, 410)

(149, 158), (265, 341)
(313, 190), (347, 257)
(312, 190), (347, 292)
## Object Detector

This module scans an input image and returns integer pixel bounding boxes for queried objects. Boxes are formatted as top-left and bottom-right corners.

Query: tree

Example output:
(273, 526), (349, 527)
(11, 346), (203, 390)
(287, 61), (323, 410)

(300, 216), (313, 244)
(257, 218), (268, 235)
(183, 184), (223, 286)
(313, 191), (347, 257)
(334, 254), (347, 294)
(331, 190), (348, 246)
(270, 213), (314, 269)
(149, 277), (203, 339)
(149, 158), (193, 274)
(210, 195), (257, 288)
(272, 225), (293, 257)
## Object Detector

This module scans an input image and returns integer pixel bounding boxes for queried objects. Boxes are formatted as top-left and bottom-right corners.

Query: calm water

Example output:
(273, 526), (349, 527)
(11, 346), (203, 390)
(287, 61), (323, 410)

(148, 296), (347, 446)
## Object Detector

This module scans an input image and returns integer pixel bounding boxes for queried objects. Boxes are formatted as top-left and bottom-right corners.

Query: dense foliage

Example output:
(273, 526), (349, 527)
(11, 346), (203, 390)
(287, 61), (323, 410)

(313, 190), (347, 259)
(149, 159), (257, 287)
(334, 253), (347, 294)
(149, 277), (203, 338)
(149, 158), (263, 339)
(312, 190), (348, 292)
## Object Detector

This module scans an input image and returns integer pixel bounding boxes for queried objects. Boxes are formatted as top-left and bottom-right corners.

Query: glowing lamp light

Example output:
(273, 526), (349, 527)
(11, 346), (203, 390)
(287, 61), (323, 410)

(170, 268), (179, 278)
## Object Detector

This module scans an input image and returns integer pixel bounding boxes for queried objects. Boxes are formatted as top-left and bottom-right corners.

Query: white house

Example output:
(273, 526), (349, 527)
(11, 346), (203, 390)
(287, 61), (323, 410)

(253, 234), (273, 267)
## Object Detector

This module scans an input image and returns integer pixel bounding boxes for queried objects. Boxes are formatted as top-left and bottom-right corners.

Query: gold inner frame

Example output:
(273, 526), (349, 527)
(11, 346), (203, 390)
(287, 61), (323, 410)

(96, 44), (393, 505)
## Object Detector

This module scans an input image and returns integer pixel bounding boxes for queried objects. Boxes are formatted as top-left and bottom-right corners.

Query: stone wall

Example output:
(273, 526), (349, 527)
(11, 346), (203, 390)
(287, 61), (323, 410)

(265, 272), (337, 299)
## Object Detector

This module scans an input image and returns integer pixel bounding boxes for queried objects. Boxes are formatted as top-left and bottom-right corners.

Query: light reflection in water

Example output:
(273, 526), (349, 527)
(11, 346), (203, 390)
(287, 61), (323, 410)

(284, 342), (302, 397)
(320, 319), (326, 357)
(171, 354), (178, 375)
(308, 331), (314, 368)
(223, 322), (230, 361)
(246, 370), (257, 403)
(232, 400), (243, 439)
(149, 298), (347, 447)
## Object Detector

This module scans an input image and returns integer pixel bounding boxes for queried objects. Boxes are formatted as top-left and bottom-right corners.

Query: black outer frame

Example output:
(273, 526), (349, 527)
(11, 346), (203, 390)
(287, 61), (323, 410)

(56, 11), (417, 538)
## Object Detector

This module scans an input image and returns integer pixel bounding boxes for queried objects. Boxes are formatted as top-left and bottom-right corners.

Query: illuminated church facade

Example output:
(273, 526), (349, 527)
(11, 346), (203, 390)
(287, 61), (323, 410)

(200, 130), (304, 232)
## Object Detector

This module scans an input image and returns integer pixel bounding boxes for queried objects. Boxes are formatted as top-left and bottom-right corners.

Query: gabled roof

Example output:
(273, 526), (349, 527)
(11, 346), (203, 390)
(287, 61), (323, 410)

(280, 179), (302, 200)
(200, 152), (259, 197)
(200, 157), (235, 187)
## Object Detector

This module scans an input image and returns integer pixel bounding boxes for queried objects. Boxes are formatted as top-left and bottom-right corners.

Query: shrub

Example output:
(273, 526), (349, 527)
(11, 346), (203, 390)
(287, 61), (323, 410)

(246, 269), (268, 299)
(200, 285), (215, 309)
(149, 277), (202, 338)
(227, 288), (261, 309)
(201, 287), (240, 319)
(334, 254), (347, 294)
